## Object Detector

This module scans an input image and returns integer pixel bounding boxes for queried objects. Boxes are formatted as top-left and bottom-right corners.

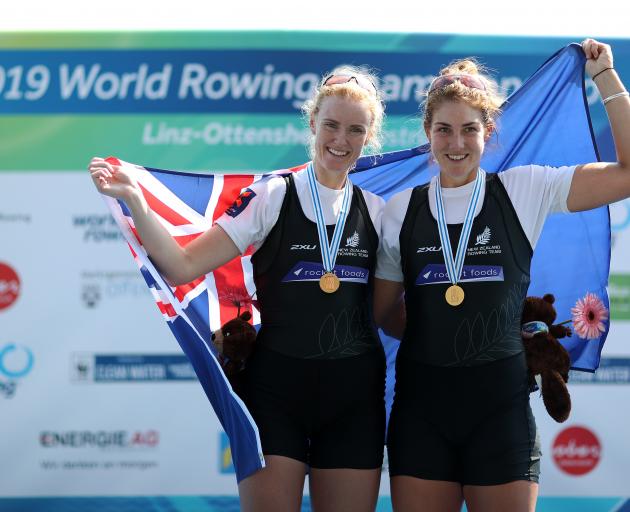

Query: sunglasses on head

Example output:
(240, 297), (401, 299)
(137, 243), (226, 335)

(322, 74), (378, 96)
(428, 74), (487, 93)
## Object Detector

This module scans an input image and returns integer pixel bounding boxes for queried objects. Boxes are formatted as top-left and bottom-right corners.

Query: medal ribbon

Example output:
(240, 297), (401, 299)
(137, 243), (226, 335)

(435, 169), (485, 286)
(306, 163), (352, 273)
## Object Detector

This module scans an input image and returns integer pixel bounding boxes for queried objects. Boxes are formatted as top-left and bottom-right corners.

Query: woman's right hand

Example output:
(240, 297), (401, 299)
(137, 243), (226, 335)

(88, 157), (141, 201)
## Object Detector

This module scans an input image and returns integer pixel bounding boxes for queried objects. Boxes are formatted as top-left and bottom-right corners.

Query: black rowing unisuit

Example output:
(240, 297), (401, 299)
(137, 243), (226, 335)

(400, 173), (533, 367)
(252, 174), (379, 359)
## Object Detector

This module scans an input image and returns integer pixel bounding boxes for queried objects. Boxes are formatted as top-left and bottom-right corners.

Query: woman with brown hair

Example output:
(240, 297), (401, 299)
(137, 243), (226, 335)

(375, 38), (630, 511)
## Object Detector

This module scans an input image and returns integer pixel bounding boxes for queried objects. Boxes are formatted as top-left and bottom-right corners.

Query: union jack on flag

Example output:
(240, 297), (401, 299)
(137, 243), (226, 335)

(103, 44), (610, 482)
(104, 160), (308, 482)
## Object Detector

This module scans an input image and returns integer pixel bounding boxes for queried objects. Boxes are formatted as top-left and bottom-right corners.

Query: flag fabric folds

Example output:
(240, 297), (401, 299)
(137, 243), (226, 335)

(103, 43), (609, 481)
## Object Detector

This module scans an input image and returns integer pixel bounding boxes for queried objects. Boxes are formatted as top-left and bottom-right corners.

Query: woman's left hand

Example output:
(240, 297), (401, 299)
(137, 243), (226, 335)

(581, 38), (614, 79)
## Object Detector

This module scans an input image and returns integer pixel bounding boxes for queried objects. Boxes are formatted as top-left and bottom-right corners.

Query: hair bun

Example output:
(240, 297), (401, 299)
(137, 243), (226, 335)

(441, 58), (482, 77)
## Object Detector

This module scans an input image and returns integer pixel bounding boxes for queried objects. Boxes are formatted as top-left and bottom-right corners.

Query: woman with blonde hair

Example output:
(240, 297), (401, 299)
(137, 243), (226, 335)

(375, 38), (630, 511)
(89, 66), (387, 512)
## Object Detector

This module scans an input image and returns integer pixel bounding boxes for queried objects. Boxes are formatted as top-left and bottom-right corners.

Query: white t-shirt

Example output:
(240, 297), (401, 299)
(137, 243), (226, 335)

(216, 168), (385, 254)
(376, 165), (576, 282)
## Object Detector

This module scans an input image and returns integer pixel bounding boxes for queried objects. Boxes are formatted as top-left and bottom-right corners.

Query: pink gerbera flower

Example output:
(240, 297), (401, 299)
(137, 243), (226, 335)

(571, 293), (608, 340)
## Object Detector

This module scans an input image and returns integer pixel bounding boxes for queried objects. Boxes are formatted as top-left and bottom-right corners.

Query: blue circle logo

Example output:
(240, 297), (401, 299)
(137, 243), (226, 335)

(0, 344), (34, 379)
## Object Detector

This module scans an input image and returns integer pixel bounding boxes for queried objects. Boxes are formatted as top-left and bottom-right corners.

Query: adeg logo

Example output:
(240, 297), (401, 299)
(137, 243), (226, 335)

(552, 426), (601, 476)
(0, 262), (20, 311)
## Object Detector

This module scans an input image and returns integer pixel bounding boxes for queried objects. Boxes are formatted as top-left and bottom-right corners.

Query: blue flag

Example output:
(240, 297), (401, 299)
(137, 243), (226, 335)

(351, 43), (608, 373)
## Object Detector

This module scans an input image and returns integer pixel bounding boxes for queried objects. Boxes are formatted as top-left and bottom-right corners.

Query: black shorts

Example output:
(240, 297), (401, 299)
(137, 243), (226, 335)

(242, 345), (386, 469)
(387, 352), (541, 485)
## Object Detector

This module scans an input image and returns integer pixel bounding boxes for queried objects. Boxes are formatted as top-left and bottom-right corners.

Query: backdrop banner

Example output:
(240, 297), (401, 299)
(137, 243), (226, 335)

(2, 31), (630, 512)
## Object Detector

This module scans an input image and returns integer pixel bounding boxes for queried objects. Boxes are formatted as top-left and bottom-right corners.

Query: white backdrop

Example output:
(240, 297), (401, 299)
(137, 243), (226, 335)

(2, 173), (630, 502)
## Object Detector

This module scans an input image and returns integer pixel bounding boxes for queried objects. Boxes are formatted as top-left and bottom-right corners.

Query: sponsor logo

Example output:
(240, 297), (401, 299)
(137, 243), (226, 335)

(0, 343), (34, 398)
(417, 246), (441, 253)
(570, 357), (630, 384)
(219, 432), (235, 474)
(80, 271), (150, 308)
(71, 353), (196, 383)
(40, 430), (159, 449)
(417, 240), (501, 256)
(552, 426), (601, 476)
(0, 262), (20, 311)
(475, 226), (491, 245)
(73, 214), (125, 243)
(290, 244), (317, 251)
(225, 188), (256, 218)
(72, 354), (92, 381)
(282, 262), (369, 284)
(415, 264), (504, 286)
(346, 231), (360, 248)
(82, 283), (101, 308)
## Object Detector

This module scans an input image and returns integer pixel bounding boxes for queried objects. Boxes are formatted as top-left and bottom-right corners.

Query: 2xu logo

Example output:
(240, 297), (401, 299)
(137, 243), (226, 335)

(552, 426), (601, 476)
(0, 262), (20, 311)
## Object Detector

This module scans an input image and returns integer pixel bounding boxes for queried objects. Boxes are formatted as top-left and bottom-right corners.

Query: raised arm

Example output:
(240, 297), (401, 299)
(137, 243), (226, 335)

(89, 157), (240, 285)
(567, 39), (630, 212)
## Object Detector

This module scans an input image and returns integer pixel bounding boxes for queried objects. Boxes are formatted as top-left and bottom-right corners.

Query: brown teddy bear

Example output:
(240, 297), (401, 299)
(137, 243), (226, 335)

(211, 310), (257, 394)
(521, 294), (573, 423)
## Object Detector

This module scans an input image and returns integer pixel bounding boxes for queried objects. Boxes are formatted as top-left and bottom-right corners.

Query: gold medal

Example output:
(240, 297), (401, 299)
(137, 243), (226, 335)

(445, 284), (464, 306)
(319, 272), (340, 294)
(435, 170), (484, 309)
